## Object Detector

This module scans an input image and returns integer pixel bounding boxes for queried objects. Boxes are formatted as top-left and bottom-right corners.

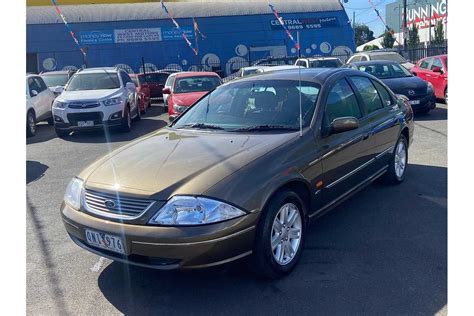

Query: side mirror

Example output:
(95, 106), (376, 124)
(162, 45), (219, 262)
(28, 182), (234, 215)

(432, 66), (443, 73)
(31, 90), (38, 97)
(331, 117), (359, 134)
(126, 82), (136, 91)
(162, 87), (171, 94)
(169, 116), (176, 123)
(52, 86), (64, 94)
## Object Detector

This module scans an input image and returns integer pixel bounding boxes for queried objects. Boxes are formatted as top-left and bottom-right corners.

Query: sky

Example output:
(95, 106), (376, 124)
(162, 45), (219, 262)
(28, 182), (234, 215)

(342, 0), (398, 37)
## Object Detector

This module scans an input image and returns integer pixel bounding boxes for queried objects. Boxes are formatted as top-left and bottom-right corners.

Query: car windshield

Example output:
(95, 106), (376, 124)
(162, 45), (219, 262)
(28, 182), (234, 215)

(370, 53), (407, 63)
(172, 79), (321, 132)
(310, 60), (342, 68)
(66, 72), (120, 91)
(174, 76), (221, 93)
(41, 74), (69, 87)
(358, 63), (412, 79)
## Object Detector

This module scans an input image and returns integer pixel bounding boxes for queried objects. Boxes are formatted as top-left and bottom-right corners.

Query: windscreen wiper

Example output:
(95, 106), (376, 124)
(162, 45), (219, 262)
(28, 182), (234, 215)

(176, 123), (225, 130)
(232, 125), (299, 132)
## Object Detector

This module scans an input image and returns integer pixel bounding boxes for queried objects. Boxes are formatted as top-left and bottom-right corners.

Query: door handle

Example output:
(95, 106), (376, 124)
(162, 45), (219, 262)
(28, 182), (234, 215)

(363, 133), (370, 140)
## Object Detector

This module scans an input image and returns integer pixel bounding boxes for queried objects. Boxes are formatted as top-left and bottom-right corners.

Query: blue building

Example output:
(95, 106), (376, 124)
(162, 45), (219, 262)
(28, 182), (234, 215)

(27, 0), (355, 75)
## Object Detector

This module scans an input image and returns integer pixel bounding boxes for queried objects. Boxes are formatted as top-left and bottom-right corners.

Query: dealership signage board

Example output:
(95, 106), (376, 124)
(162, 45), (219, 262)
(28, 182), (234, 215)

(78, 31), (114, 45)
(77, 27), (196, 45)
(162, 26), (194, 41)
(270, 17), (339, 31)
(114, 28), (162, 43)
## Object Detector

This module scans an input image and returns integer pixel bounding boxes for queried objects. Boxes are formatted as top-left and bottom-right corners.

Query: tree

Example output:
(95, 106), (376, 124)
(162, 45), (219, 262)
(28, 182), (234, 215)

(354, 24), (375, 47)
(381, 29), (396, 48)
(433, 20), (445, 45)
(408, 24), (420, 48)
(363, 44), (380, 51)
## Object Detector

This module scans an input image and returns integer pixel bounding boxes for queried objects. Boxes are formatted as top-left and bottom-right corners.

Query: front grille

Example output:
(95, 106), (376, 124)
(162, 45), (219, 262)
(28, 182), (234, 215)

(83, 189), (154, 219)
(68, 102), (101, 109)
(67, 112), (103, 125)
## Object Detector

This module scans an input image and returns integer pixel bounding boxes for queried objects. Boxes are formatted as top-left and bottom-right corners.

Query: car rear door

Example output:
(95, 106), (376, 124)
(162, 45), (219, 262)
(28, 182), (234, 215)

(351, 76), (400, 169)
(32, 76), (50, 119)
(317, 77), (375, 206)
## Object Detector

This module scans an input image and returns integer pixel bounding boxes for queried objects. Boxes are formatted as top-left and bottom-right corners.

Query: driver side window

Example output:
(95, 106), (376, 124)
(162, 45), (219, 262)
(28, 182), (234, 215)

(323, 79), (362, 128)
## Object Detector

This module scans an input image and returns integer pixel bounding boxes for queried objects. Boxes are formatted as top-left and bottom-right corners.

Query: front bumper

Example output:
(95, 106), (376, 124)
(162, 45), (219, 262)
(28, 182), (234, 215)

(408, 93), (437, 112)
(61, 203), (257, 269)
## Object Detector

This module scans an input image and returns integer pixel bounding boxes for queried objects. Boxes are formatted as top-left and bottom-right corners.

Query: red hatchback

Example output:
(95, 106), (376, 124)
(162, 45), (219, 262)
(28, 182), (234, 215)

(143, 71), (171, 100)
(411, 54), (448, 102)
(163, 72), (222, 120)
(130, 74), (152, 114)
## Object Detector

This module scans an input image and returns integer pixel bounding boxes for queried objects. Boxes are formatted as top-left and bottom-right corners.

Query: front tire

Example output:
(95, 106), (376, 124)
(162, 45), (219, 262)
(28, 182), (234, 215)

(252, 189), (306, 279)
(26, 110), (36, 137)
(383, 134), (408, 184)
(121, 106), (132, 132)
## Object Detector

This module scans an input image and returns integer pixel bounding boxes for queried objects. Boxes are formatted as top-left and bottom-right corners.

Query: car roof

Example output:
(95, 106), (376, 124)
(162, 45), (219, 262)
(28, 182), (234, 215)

(300, 57), (340, 61)
(77, 67), (118, 74)
(354, 50), (399, 56)
(230, 68), (355, 85)
(421, 54), (447, 60)
(350, 60), (400, 66)
(40, 70), (71, 75)
(174, 71), (220, 78)
(243, 66), (269, 70)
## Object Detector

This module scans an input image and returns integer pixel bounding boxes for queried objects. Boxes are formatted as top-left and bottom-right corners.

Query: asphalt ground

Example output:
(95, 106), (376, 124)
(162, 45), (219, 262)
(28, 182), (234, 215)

(26, 102), (447, 315)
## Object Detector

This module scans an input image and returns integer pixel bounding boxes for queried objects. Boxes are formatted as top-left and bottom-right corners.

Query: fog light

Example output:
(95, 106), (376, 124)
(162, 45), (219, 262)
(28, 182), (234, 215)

(109, 111), (122, 120)
(54, 115), (63, 122)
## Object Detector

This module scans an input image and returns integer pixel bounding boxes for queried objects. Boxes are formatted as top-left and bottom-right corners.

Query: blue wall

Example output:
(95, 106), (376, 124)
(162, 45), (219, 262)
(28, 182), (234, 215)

(27, 10), (355, 75)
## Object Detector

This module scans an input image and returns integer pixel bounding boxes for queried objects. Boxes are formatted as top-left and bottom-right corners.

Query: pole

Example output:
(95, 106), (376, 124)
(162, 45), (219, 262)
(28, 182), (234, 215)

(297, 31), (301, 57)
(428, 2), (432, 46)
(403, 0), (408, 51)
(353, 11), (355, 28)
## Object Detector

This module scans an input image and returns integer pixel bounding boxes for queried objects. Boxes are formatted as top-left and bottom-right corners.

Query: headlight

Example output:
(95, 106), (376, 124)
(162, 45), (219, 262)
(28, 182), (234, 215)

(173, 104), (187, 113)
(149, 196), (246, 226)
(427, 82), (434, 94)
(103, 97), (122, 106)
(64, 177), (84, 210)
(53, 100), (67, 109)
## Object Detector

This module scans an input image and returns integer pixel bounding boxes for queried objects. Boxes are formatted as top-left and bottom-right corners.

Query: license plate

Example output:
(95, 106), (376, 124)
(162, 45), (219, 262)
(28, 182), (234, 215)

(85, 229), (125, 254)
(78, 120), (94, 127)
(409, 100), (420, 105)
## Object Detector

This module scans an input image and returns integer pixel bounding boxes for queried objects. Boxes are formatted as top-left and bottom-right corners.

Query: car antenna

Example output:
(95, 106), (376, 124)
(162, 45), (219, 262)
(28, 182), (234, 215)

(297, 31), (303, 137)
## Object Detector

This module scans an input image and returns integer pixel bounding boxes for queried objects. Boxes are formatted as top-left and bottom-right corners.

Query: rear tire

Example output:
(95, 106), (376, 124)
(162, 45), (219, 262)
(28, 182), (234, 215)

(121, 106), (132, 132)
(134, 102), (141, 122)
(26, 110), (36, 137)
(252, 189), (306, 279)
(444, 87), (448, 104)
(383, 134), (408, 185)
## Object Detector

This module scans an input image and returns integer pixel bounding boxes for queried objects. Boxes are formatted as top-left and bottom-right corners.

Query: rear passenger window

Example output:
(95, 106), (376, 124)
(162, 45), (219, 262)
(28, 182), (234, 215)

(372, 81), (392, 106)
(324, 79), (362, 126)
(350, 76), (383, 114)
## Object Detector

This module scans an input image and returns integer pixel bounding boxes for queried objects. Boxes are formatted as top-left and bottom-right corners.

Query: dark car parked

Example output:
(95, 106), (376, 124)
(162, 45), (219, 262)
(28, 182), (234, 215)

(61, 68), (414, 279)
(347, 60), (436, 114)
(142, 71), (171, 100)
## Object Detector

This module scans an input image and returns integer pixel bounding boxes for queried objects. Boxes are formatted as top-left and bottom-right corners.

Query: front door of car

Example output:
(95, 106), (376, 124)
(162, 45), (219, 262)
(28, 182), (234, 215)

(428, 58), (446, 97)
(415, 57), (432, 81)
(317, 78), (375, 205)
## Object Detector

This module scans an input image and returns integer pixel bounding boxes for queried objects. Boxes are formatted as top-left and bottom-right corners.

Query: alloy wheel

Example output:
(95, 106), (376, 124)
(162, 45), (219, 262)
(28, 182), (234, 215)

(271, 203), (302, 265)
(394, 141), (407, 178)
(28, 112), (36, 134)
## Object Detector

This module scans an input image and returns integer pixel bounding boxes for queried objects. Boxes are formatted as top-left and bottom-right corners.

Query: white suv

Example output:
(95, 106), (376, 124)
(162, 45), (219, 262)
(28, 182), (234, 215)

(52, 67), (139, 137)
(26, 74), (56, 137)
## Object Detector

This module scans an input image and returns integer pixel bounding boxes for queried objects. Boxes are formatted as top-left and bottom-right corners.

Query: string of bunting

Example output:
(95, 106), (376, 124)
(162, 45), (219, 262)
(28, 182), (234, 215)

(267, 1), (300, 50)
(367, 0), (401, 45)
(160, 0), (198, 55)
(51, 0), (86, 57)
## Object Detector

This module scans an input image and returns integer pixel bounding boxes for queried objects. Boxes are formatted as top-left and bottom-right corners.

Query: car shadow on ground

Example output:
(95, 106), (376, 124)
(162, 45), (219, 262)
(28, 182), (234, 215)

(97, 163), (447, 315)
(28, 105), (168, 145)
(415, 106), (447, 122)
(26, 160), (49, 184)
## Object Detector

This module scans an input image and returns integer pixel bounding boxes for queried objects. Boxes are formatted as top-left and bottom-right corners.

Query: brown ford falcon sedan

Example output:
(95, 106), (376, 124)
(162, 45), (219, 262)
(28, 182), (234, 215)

(61, 68), (414, 279)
